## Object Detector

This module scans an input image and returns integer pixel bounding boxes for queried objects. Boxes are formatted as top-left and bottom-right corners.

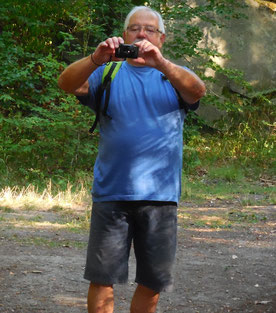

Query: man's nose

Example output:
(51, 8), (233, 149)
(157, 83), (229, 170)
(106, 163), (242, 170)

(137, 27), (147, 38)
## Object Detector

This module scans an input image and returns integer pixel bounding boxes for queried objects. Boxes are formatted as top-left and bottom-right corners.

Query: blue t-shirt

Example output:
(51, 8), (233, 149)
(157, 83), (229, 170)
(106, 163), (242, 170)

(87, 61), (186, 203)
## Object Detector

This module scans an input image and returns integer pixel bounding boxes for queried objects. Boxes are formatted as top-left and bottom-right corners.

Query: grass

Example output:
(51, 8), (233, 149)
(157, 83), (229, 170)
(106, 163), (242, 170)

(0, 181), (92, 239)
(0, 160), (275, 236)
(207, 164), (245, 182)
(181, 163), (276, 205)
(178, 210), (233, 229)
(0, 208), (91, 233)
(1, 114), (275, 248)
(182, 179), (275, 204)
(0, 164), (275, 212)
(0, 180), (91, 212)
(178, 161), (275, 229)
(227, 211), (267, 223)
(178, 206), (269, 229)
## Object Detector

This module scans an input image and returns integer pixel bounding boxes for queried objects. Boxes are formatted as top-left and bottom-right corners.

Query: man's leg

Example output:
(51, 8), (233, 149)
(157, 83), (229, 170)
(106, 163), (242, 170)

(130, 284), (160, 313)
(85, 202), (133, 312)
(87, 283), (114, 313)
(130, 202), (177, 313)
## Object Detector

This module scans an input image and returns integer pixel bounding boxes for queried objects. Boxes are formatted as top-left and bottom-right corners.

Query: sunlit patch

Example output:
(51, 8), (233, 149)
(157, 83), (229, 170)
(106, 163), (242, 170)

(186, 228), (224, 233)
(5, 220), (68, 230)
(54, 294), (87, 308)
(0, 182), (91, 212)
(190, 236), (274, 249)
(184, 207), (230, 212)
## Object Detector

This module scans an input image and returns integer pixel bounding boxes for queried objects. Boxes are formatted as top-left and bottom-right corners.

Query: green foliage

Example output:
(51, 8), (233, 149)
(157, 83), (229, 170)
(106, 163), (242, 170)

(208, 164), (245, 183)
(156, 0), (253, 118)
(206, 89), (276, 168)
(0, 0), (140, 187)
(0, 22), (98, 186)
(0, 0), (275, 190)
(145, 0), (275, 174)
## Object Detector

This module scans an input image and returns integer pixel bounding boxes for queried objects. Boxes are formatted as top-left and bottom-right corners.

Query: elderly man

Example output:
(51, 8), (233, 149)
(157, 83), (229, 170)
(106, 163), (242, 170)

(58, 5), (205, 313)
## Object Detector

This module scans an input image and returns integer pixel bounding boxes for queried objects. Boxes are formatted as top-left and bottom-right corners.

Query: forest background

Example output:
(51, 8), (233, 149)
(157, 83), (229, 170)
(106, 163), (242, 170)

(0, 0), (275, 203)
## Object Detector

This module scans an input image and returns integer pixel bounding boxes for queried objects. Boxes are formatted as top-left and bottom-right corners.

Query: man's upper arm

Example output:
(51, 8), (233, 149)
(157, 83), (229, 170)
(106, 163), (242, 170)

(74, 66), (104, 110)
(74, 80), (89, 96)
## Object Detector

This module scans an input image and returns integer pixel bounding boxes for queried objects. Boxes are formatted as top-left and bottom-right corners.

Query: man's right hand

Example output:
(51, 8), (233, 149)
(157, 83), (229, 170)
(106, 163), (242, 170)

(92, 37), (125, 65)
(58, 37), (124, 95)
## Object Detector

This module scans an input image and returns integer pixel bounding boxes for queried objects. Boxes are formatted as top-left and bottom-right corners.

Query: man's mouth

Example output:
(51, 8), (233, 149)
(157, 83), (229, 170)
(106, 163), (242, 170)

(132, 39), (143, 44)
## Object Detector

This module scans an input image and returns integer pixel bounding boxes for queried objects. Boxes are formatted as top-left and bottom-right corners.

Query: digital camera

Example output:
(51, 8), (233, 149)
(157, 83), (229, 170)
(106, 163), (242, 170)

(115, 44), (139, 59)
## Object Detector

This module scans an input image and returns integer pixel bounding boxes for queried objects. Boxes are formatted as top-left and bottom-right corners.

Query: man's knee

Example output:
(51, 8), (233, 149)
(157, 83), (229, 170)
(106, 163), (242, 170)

(87, 283), (114, 313)
(135, 284), (159, 297)
(130, 284), (160, 313)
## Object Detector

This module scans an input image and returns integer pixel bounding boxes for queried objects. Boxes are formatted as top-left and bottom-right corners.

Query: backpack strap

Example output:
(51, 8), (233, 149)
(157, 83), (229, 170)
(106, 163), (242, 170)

(89, 61), (123, 133)
(89, 87), (102, 133)
(102, 61), (122, 84)
(102, 62), (120, 118)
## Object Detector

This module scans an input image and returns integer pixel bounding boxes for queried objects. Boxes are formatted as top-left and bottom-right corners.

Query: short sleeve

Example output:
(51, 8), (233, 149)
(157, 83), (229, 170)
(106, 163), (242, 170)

(76, 65), (105, 111)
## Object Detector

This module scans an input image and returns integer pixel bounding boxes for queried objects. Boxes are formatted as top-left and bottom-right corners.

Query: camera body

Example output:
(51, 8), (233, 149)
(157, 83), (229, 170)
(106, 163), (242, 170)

(115, 44), (139, 59)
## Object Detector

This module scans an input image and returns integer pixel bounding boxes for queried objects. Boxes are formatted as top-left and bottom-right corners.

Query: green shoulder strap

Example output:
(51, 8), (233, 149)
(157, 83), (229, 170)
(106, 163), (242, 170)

(102, 61), (123, 84)
(101, 61), (123, 118)
(89, 61), (123, 133)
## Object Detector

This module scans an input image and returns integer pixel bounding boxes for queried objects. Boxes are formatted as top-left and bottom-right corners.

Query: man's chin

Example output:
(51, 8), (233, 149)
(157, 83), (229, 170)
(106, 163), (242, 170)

(127, 57), (146, 67)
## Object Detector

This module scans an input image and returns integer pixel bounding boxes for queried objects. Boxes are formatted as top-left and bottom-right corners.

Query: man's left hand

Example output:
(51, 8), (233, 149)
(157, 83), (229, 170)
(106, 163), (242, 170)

(132, 39), (165, 68)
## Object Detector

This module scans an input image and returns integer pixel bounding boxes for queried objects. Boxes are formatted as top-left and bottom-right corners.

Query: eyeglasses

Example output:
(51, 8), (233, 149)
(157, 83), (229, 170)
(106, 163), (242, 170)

(127, 24), (163, 36)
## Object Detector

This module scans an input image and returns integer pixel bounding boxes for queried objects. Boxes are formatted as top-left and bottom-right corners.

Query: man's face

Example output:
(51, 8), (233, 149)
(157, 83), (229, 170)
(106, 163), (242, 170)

(123, 10), (165, 49)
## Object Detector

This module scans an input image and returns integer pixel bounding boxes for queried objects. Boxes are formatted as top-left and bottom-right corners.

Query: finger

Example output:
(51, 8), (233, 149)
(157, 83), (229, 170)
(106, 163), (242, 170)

(105, 38), (116, 50)
(144, 43), (156, 52)
(94, 41), (114, 63)
(112, 37), (124, 48)
(137, 40), (152, 53)
(100, 41), (108, 48)
(111, 37), (120, 49)
(97, 41), (113, 55)
(107, 37), (125, 50)
(135, 39), (150, 47)
(118, 37), (124, 45)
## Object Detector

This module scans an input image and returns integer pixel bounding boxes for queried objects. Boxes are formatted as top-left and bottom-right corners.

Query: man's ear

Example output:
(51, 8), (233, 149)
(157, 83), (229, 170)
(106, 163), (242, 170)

(161, 33), (166, 44)
(158, 33), (166, 49)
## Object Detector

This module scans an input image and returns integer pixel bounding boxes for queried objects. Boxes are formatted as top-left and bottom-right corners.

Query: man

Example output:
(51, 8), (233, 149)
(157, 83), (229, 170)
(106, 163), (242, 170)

(58, 6), (205, 313)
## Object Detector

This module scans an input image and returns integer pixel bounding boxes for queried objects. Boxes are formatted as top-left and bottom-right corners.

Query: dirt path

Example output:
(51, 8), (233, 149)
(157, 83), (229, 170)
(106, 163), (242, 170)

(0, 202), (275, 313)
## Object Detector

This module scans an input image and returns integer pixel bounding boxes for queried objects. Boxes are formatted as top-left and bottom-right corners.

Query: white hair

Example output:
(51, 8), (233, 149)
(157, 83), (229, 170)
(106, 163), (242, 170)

(124, 6), (165, 34)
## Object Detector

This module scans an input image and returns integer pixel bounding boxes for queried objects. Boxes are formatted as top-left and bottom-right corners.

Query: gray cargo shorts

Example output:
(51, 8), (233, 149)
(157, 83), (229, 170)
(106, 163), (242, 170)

(84, 201), (177, 292)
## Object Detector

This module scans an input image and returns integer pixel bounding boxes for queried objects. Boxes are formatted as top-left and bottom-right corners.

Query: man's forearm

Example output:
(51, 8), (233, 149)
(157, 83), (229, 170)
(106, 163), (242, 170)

(58, 55), (99, 94)
(157, 58), (206, 104)
(58, 36), (124, 94)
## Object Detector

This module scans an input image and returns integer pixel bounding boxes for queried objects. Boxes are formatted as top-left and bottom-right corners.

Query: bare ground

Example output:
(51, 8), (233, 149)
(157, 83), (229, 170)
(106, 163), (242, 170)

(0, 201), (275, 313)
